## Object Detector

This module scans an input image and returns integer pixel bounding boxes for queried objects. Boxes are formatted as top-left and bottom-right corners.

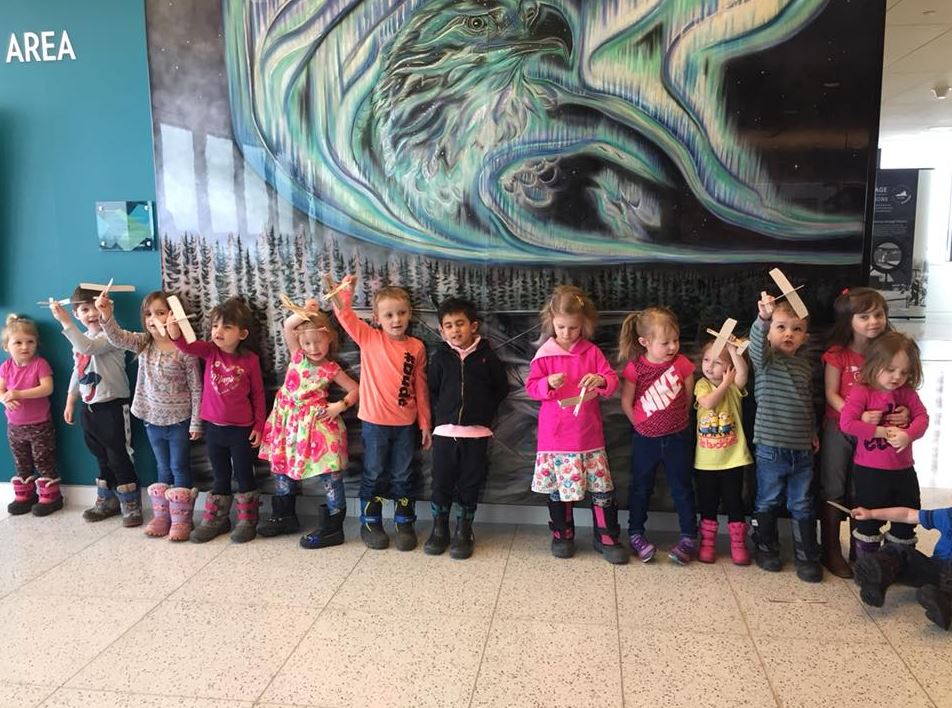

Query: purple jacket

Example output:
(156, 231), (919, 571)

(526, 338), (618, 453)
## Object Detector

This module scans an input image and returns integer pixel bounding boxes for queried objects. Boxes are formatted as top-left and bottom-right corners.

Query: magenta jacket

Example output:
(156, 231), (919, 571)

(525, 338), (618, 453)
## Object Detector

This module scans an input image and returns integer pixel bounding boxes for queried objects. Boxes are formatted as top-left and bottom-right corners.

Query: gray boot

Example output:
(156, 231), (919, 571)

(792, 518), (822, 583)
(190, 494), (233, 543)
(82, 479), (120, 522)
(115, 483), (143, 528)
(230, 491), (260, 544)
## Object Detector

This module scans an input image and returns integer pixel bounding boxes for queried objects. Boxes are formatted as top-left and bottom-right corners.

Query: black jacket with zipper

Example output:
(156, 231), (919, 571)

(428, 338), (509, 428)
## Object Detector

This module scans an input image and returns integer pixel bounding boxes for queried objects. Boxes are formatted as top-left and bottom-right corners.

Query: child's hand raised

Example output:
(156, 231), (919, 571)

(757, 292), (775, 321)
(547, 373), (566, 390)
(49, 300), (72, 326)
(722, 366), (736, 387)
(164, 316), (182, 340)
(323, 274), (355, 308)
(95, 292), (114, 321)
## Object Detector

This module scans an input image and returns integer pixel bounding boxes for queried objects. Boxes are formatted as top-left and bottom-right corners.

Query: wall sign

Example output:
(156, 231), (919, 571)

(870, 168), (924, 315)
(5, 30), (75, 63)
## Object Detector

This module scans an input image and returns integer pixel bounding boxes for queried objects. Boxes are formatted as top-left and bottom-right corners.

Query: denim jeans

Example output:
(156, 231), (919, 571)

(144, 420), (192, 488)
(754, 444), (814, 521)
(359, 422), (416, 499)
(628, 428), (697, 537)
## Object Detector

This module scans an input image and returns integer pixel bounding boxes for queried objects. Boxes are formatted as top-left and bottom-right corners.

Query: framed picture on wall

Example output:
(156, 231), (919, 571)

(96, 200), (156, 251)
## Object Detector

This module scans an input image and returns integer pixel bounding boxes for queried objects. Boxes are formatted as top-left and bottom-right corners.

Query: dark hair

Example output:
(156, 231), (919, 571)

(828, 287), (890, 348)
(859, 331), (923, 390)
(209, 297), (256, 352)
(71, 285), (99, 308)
(438, 297), (478, 324)
(771, 300), (810, 325)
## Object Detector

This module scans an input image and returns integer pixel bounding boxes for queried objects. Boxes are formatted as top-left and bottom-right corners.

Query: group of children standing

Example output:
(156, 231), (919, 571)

(3, 275), (949, 630)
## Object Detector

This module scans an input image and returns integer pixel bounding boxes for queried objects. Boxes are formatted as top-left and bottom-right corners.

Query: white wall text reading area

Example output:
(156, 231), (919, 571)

(6, 30), (75, 63)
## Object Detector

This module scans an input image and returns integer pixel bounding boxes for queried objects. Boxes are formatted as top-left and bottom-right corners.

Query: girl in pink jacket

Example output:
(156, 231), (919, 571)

(526, 286), (627, 564)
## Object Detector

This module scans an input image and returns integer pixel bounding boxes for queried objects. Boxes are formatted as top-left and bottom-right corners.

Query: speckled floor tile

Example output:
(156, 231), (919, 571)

(724, 564), (882, 642)
(0, 506), (122, 540)
(0, 592), (157, 686)
(65, 600), (319, 701)
(170, 526), (365, 608)
(507, 523), (608, 563)
(755, 636), (933, 707)
(0, 682), (55, 708)
(41, 689), (253, 707)
(326, 523), (512, 619)
(25, 529), (226, 600)
(470, 618), (622, 708)
(615, 561), (747, 635)
(259, 608), (488, 707)
(619, 630), (776, 707)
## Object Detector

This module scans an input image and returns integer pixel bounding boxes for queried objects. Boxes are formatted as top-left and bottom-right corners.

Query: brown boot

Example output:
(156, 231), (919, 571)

(821, 503), (852, 578)
(190, 494), (232, 543)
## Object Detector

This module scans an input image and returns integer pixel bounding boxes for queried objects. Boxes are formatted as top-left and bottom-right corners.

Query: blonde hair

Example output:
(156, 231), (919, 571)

(860, 331), (923, 390)
(296, 310), (339, 357)
(539, 286), (598, 340)
(618, 307), (679, 363)
(2, 314), (38, 349)
(373, 286), (412, 313)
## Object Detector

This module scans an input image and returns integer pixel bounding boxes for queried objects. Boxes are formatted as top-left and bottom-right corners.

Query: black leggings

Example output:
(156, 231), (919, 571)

(854, 465), (920, 540)
(205, 423), (257, 495)
(695, 467), (745, 522)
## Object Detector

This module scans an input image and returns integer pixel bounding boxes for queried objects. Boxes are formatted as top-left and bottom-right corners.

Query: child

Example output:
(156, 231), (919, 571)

(694, 338), (753, 564)
(840, 332), (928, 559)
(748, 293), (821, 582)
(619, 307), (697, 564)
(426, 297), (509, 559)
(527, 286), (627, 564)
(850, 504), (951, 630)
(820, 287), (894, 577)
(166, 297), (266, 544)
(258, 304), (358, 549)
(96, 291), (202, 541)
(1, 315), (62, 515)
(329, 275), (430, 551)
(51, 288), (140, 526)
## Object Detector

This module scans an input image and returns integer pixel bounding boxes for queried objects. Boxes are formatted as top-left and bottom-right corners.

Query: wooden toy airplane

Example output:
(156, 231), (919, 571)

(826, 499), (851, 515)
(558, 389), (597, 410)
(80, 280), (136, 294)
(706, 318), (749, 359)
(280, 294), (330, 330)
(39, 297), (83, 306)
(321, 275), (353, 302)
(763, 268), (808, 319)
(161, 295), (196, 343)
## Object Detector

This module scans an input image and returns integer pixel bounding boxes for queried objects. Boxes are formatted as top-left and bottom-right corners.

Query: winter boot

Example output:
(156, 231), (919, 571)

(190, 494), (232, 543)
(424, 503), (451, 556)
(820, 503), (852, 578)
(32, 477), (63, 516)
(393, 497), (418, 551)
(166, 487), (197, 542)
(698, 518), (718, 564)
(231, 491), (260, 543)
(917, 584), (952, 630)
(143, 483), (171, 537)
(359, 496), (390, 550)
(7, 475), (38, 515)
(852, 530), (883, 561)
(258, 494), (300, 537)
(848, 515), (858, 561)
(450, 505), (477, 560)
(300, 504), (346, 549)
(82, 479), (120, 522)
(854, 546), (904, 607)
(727, 521), (751, 566)
(591, 503), (630, 565)
(792, 518), (823, 583)
(547, 499), (575, 559)
(751, 512), (782, 572)
(115, 483), (143, 527)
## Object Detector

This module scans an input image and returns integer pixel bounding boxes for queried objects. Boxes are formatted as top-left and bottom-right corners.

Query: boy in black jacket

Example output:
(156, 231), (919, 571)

(425, 298), (509, 559)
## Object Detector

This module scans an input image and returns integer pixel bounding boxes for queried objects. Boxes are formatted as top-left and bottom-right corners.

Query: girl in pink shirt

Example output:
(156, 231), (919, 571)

(526, 286), (626, 564)
(619, 307), (697, 565)
(1, 315), (62, 516)
(841, 332), (929, 558)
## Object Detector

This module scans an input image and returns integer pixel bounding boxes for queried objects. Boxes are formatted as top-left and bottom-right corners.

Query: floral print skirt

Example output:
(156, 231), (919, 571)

(531, 448), (613, 502)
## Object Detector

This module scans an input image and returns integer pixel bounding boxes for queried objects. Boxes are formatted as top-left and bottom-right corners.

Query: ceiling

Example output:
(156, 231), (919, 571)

(881, 0), (952, 137)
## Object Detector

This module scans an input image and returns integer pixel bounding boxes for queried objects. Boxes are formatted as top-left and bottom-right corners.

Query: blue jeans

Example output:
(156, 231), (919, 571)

(359, 422), (416, 499)
(628, 429), (697, 537)
(144, 420), (192, 488)
(754, 444), (814, 521)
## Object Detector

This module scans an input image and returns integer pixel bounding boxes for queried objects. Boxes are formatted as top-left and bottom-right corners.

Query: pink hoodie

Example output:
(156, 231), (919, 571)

(526, 338), (619, 453)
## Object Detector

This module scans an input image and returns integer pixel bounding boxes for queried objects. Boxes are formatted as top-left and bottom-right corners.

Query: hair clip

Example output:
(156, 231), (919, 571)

(575, 295), (584, 307)
(841, 288), (850, 296)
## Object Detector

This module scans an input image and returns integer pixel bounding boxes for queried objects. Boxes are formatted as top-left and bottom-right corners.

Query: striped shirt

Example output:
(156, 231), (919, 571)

(748, 316), (816, 450)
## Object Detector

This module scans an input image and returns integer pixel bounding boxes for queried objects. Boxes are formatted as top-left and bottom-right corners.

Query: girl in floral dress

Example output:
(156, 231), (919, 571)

(525, 286), (627, 564)
(258, 304), (358, 548)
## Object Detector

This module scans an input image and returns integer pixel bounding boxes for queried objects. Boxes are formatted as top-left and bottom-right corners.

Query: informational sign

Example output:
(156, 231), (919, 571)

(870, 168), (924, 315)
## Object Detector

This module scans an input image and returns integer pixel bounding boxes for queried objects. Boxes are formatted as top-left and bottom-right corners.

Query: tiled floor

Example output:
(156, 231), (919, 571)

(0, 507), (949, 708)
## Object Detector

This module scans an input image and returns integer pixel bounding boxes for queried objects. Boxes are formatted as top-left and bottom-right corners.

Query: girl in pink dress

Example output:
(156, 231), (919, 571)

(526, 286), (627, 564)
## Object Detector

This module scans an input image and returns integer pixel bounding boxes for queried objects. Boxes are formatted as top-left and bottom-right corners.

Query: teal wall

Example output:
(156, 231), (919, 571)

(0, 0), (159, 484)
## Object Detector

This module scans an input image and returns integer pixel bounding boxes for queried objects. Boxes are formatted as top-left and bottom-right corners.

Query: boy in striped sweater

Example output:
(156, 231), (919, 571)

(748, 294), (822, 582)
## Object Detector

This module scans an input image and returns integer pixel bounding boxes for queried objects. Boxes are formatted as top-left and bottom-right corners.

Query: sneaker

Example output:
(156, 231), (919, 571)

(629, 533), (656, 562)
(669, 537), (697, 565)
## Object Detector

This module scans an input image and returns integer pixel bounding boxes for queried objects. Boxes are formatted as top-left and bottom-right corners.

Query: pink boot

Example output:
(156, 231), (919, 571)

(728, 521), (751, 566)
(32, 477), (64, 516)
(144, 483), (170, 537)
(698, 518), (718, 563)
(166, 487), (197, 542)
(7, 475), (38, 515)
